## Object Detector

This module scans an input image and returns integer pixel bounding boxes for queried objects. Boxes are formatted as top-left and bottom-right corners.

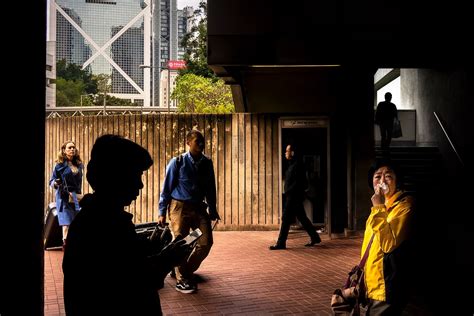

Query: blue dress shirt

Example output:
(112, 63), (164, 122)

(158, 152), (217, 216)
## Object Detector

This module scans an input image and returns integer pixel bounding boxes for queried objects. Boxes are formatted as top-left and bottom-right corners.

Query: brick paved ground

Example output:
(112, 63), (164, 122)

(45, 230), (363, 316)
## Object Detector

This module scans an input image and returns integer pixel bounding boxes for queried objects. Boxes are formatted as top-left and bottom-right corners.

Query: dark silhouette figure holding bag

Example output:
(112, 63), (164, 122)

(375, 92), (398, 149)
(63, 135), (189, 315)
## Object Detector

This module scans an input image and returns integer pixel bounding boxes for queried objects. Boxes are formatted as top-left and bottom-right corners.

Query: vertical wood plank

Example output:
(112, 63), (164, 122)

(231, 114), (239, 225)
(244, 114), (252, 225)
(137, 115), (144, 223)
(152, 115), (160, 221)
(272, 117), (280, 225)
(146, 114), (154, 223)
(76, 116), (84, 195)
(159, 114), (167, 203)
(210, 115), (219, 220)
(178, 114), (185, 155)
(129, 115), (137, 220)
(238, 114), (245, 225)
(84, 116), (91, 195)
(251, 115), (259, 225)
(217, 115), (225, 225)
(113, 114), (120, 135)
(265, 115), (273, 225)
(224, 114), (232, 225)
(258, 115), (266, 224)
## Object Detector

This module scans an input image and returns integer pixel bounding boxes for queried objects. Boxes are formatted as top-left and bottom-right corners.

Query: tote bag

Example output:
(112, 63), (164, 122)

(392, 117), (402, 138)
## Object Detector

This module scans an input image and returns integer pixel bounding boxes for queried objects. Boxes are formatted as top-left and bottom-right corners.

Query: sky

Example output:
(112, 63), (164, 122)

(177, 0), (202, 9)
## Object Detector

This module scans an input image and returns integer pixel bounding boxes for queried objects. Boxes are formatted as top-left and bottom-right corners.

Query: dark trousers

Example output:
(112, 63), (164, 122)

(277, 195), (318, 246)
(379, 120), (393, 149)
(366, 299), (405, 316)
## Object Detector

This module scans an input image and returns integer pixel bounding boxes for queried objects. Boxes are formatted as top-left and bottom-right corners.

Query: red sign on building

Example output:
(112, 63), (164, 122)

(167, 60), (186, 70)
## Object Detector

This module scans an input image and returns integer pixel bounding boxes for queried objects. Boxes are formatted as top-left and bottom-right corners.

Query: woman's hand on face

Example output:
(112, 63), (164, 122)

(371, 184), (385, 206)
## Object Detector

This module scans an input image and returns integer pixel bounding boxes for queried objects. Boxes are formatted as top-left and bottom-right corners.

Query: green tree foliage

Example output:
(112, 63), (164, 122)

(172, 74), (234, 113)
(56, 60), (137, 107)
(56, 59), (97, 94)
(55, 77), (86, 106)
(175, 1), (235, 113)
(179, 1), (216, 80)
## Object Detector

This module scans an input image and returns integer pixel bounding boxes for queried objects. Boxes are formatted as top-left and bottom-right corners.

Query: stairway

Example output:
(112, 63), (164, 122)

(375, 146), (445, 195)
(376, 145), (447, 314)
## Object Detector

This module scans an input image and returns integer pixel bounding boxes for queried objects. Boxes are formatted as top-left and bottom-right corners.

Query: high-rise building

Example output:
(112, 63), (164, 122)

(46, 0), (57, 108)
(52, 0), (192, 108)
(56, 7), (91, 67)
(111, 24), (144, 104)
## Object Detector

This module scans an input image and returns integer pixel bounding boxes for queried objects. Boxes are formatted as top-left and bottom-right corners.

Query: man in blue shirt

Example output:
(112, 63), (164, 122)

(158, 129), (220, 293)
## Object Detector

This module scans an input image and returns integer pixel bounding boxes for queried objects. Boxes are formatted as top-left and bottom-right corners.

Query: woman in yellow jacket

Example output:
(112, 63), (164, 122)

(362, 159), (414, 315)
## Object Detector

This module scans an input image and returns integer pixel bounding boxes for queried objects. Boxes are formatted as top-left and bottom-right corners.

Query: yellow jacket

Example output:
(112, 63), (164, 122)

(361, 190), (414, 302)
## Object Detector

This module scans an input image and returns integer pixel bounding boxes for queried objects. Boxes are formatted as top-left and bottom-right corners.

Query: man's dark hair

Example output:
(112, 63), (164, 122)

(367, 158), (403, 189)
(186, 129), (204, 142)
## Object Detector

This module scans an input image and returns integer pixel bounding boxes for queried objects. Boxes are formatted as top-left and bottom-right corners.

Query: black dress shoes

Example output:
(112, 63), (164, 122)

(269, 244), (286, 250)
(304, 236), (321, 247)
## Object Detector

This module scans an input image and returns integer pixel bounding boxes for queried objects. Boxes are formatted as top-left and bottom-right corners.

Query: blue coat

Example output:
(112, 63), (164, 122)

(49, 161), (83, 226)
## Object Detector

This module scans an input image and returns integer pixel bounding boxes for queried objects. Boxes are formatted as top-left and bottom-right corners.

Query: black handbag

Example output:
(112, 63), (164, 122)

(392, 117), (403, 138)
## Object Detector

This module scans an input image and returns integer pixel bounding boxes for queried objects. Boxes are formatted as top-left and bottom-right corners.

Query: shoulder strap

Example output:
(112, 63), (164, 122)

(176, 154), (183, 168)
(359, 235), (375, 268)
(171, 154), (184, 191)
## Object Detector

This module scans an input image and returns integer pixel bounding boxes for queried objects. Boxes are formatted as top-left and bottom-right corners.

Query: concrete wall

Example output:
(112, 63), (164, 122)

(242, 68), (339, 114)
(401, 68), (472, 168)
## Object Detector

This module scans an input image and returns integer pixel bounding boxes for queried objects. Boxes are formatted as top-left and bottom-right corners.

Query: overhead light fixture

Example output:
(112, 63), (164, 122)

(248, 65), (340, 68)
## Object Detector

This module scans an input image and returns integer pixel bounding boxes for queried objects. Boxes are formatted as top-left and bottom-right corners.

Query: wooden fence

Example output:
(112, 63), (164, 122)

(45, 113), (281, 230)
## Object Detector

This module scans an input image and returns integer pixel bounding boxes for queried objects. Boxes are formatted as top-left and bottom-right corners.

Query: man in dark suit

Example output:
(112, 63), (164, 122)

(270, 144), (321, 250)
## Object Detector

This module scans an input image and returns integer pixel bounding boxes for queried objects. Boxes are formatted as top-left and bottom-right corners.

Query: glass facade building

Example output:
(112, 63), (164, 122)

(54, 0), (190, 107)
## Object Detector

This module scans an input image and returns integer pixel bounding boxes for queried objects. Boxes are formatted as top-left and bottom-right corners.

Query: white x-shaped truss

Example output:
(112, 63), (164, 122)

(55, 1), (153, 103)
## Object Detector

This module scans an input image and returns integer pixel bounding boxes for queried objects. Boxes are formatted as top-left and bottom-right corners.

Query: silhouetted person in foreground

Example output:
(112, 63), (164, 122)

(270, 144), (321, 250)
(63, 134), (188, 315)
(375, 92), (398, 149)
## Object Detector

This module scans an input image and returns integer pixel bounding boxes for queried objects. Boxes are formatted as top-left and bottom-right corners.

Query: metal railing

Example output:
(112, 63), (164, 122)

(433, 111), (464, 167)
(46, 106), (177, 118)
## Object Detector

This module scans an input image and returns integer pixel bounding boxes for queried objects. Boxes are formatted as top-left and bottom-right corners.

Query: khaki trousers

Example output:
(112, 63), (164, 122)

(169, 199), (213, 282)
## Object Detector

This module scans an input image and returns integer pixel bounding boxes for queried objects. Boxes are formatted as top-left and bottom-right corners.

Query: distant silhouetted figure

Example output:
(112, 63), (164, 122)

(63, 134), (188, 316)
(269, 144), (321, 250)
(375, 92), (398, 149)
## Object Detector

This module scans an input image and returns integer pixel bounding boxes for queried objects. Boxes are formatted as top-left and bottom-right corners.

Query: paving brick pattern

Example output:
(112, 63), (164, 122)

(45, 230), (362, 315)
(44, 246), (65, 315)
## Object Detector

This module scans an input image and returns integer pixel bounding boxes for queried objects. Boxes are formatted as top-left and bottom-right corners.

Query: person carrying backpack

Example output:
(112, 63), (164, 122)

(158, 129), (220, 294)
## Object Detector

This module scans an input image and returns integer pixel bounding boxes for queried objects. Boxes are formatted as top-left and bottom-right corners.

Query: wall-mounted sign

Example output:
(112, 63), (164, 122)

(281, 119), (328, 128)
(168, 60), (186, 70)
